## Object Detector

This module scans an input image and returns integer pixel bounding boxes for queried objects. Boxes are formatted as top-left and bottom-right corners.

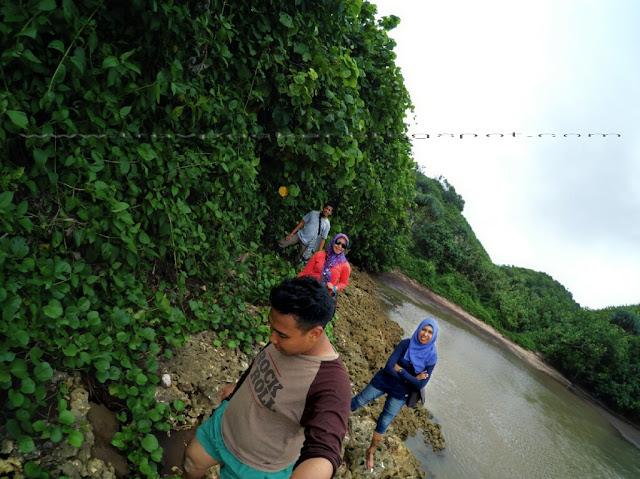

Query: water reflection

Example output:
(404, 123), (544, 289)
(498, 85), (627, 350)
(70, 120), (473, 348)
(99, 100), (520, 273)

(377, 281), (640, 479)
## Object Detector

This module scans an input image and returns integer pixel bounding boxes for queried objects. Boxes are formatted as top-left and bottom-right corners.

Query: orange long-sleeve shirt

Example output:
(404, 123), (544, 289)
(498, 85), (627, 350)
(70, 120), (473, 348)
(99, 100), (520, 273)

(298, 251), (351, 293)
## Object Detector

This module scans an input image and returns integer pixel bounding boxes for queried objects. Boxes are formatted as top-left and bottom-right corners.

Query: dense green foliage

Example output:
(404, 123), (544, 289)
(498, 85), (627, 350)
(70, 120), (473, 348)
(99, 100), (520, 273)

(0, 0), (414, 476)
(401, 170), (640, 422)
(253, 5), (415, 271)
(2, 1), (638, 475)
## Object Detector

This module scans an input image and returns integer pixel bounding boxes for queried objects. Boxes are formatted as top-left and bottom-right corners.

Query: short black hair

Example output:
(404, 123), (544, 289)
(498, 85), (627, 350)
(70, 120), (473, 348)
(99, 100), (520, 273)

(269, 276), (334, 332)
(323, 201), (335, 210)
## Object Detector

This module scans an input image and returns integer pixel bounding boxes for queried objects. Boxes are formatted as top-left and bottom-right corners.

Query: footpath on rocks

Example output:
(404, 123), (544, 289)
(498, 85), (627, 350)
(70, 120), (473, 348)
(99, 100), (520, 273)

(0, 267), (445, 479)
(154, 267), (445, 478)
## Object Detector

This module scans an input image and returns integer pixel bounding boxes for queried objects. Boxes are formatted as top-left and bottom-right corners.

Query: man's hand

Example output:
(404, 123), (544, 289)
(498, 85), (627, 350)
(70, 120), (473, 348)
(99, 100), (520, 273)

(416, 371), (429, 380)
(366, 446), (376, 470)
(219, 383), (237, 402)
(287, 220), (306, 241)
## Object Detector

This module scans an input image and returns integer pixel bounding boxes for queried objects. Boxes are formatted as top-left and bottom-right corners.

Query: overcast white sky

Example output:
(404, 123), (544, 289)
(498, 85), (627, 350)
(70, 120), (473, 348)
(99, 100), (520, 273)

(374, 0), (640, 309)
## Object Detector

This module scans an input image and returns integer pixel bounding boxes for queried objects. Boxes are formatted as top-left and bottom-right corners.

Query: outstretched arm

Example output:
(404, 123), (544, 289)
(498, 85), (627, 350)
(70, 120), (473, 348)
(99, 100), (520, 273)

(290, 458), (334, 479)
(287, 220), (306, 240)
(295, 362), (351, 479)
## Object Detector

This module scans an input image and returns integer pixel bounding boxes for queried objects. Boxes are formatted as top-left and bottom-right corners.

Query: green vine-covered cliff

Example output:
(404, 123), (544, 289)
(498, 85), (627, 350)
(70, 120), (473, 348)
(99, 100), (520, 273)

(1, 0), (416, 476)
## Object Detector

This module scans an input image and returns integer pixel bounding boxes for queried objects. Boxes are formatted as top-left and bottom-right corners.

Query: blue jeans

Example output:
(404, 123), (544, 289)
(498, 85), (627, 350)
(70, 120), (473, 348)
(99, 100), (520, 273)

(351, 383), (406, 434)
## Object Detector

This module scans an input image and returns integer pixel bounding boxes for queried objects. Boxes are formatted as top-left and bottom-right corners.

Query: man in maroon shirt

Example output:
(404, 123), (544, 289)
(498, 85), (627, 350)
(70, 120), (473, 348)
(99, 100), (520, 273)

(184, 277), (351, 479)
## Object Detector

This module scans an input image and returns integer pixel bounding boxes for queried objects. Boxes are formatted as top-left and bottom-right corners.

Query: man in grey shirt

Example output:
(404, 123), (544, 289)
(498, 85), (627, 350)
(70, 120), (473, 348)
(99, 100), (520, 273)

(278, 202), (333, 263)
(183, 276), (351, 479)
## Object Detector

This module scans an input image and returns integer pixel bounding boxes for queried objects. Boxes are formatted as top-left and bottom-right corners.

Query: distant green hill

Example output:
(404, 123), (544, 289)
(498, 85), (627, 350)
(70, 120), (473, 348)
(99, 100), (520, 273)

(399, 170), (640, 423)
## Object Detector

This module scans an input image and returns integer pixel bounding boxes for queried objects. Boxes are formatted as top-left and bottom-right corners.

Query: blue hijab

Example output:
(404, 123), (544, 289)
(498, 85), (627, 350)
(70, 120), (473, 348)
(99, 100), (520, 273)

(403, 318), (439, 371)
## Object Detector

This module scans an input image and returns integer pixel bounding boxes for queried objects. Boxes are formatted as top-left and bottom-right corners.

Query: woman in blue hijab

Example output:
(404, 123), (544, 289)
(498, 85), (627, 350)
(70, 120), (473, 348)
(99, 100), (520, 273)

(351, 318), (439, 470)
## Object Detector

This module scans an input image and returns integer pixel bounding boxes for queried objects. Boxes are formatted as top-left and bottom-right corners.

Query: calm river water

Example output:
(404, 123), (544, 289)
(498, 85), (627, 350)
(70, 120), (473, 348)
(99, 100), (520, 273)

(377, 280), (640, 479)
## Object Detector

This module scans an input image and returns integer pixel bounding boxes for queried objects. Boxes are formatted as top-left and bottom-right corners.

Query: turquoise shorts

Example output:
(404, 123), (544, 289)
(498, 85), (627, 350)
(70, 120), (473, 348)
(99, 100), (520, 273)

(196, 400), (295, 479)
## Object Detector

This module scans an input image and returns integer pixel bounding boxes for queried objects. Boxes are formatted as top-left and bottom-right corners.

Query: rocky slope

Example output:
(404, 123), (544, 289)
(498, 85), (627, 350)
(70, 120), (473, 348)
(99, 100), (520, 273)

(0, 267), (445, 478)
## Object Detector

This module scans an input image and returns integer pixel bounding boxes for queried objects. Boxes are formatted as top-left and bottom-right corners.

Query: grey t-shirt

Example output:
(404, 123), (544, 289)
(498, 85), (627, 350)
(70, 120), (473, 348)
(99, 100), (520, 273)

(298, 210), (330, 248)
(221, 344), (351, 474)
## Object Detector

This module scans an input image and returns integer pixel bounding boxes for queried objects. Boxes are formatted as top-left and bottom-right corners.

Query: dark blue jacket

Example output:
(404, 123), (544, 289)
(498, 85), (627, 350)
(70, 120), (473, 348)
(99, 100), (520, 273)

(370, 338), (436, 400)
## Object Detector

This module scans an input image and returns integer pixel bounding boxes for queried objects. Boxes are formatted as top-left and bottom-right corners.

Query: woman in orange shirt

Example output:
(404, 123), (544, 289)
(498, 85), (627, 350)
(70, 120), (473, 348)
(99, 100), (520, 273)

(298, 233), (351, 297)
